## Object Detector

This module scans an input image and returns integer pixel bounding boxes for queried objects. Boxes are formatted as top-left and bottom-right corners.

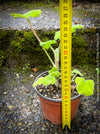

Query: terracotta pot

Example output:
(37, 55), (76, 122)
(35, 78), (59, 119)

(34, 71), (82, 125)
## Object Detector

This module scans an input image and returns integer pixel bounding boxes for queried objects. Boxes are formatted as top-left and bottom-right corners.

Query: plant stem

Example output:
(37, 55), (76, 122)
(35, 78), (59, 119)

(43, 48), (55, 67)
(50, 46), (55, 54)
(71, 73), (77, 82)
(55, 47), (60, 70)
(27, 18), (41, 43)
(27, 18), (55, 67)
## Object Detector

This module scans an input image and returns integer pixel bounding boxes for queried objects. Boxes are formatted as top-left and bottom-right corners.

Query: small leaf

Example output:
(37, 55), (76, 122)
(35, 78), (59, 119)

(71, 69), (83, 76)
(72, 25), (84, 33)
(75, 77), (95, 96)
(40, 40), (56, 50)
(23, 10), (42, 17)
(11, 10), (42, 19)
(49, 67), (60, 78)
(49, 67), (57, 73)
(54, 31), (60, 40)
(11, 13), (26, 18)
(33, 68), (60, 87)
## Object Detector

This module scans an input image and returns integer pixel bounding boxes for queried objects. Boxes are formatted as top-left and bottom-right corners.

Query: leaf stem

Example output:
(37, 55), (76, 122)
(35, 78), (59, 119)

(43, 48), (55, 67)
(50, 46), (55, 54)
(27, 18), (41, 43)
(71, 73), (77, 83)
(27, 18), (55, 67)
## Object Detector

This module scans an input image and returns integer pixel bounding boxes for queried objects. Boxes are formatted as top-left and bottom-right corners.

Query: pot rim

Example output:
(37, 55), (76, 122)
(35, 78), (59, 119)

(33, 70), (82, 102)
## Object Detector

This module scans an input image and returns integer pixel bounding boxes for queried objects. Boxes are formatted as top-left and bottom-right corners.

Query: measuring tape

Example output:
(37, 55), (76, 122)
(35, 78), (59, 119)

(60, 0), (72, 130)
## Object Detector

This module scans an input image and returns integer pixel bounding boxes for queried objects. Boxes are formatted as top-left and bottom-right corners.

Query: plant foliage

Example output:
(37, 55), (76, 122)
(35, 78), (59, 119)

(11, 10), (42, 19)
(40, 40), (56, 50)
(75, 77), (94, 96)
(33, 67), (60, 87)
(11, 9), (95, 97)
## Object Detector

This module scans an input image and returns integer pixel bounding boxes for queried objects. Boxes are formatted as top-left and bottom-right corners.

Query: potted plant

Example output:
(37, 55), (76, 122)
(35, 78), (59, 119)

(11, 10), (95, 125)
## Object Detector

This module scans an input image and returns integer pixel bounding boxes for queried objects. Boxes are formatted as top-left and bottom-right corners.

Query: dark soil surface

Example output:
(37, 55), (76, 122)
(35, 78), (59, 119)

(36, 74), (79, 99)
(0, 67), (100, 134)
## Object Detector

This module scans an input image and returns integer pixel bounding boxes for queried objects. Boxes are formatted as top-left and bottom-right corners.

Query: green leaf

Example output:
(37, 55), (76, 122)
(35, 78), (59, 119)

(72, 25), (84, 33)
(33, 67), (60, 87)
(71, 69), (83, 76)
(75, 77), (85, 85)
(43, 75), (56, 86)
(75, 77), (94, 96)
(11, 10), (42, 19)
(49, 67), (58, 73)
(33, 77), (43, 87)
(49, 67), (60, 78)
(54, 31), (60, 40)
(40, 40), (56, 50)
(33, 74), (56, 87)
(54, 25), (83, 40)
(11, 13), (26, 18)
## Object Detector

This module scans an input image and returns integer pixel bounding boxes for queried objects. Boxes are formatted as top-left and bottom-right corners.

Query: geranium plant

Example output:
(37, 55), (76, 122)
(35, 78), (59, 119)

(11, 10), (95, 96)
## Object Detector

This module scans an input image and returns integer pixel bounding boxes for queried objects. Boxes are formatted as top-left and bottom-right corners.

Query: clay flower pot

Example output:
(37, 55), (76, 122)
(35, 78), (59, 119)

(34, 71), (82, 125)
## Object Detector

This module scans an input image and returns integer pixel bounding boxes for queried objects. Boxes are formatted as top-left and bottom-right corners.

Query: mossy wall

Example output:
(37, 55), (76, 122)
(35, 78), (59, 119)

(72, 28), (98, 65)
(0, 29), (99, 69)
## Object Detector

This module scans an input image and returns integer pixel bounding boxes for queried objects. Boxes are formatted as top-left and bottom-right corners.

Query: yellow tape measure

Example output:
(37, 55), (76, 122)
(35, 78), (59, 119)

(60, 0), (72, 130)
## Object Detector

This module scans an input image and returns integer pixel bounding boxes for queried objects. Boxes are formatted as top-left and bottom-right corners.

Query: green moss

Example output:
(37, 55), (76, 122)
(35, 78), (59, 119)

(85, 28), (96, 34)
(0, 29), (97, 69)
(72, 34), (88, 47)
(72, 32), (97, 65)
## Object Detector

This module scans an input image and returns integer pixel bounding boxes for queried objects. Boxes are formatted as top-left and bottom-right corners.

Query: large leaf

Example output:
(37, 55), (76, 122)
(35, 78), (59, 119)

(54, 31), (60, 40)
(72, 25), (84, 33)
(33, 77), (43, 87)
(33, 74), (56, 87)
(42, 75), (56, 86)
(71, 69), (83, 76)
(75, 77), (94, 96)
(11, 10), (42, 19)
(40, 40), (56, 50)
(33, 67), (60, 87)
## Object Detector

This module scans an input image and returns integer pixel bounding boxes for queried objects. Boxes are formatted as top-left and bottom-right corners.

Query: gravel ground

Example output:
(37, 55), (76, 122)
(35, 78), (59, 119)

(0, 68), (100, 134)
(0, 1), (100, 134)
(0, 1), (100, 30)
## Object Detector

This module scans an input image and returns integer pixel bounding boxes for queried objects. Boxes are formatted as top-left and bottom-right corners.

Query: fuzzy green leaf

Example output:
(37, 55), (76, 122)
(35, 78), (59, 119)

(42, 75), (56, 86)
(33, 75), (56, 87)
(75, 77), (94, 96)
(40, 40), (56, 50)
(72, 25), (84, 33)
(33, 67), (60, 87)
(11, 10), (42, 19)
(33, 77), (43, 87)
(71, 69), (83, 76)
(54, 31), (60, 40)
(49, 67), (60, 78)
(49, 67), (58, 73)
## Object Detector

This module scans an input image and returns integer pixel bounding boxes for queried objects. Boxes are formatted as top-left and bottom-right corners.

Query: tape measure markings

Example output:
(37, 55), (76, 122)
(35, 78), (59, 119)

(60, 0), (72, 130)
